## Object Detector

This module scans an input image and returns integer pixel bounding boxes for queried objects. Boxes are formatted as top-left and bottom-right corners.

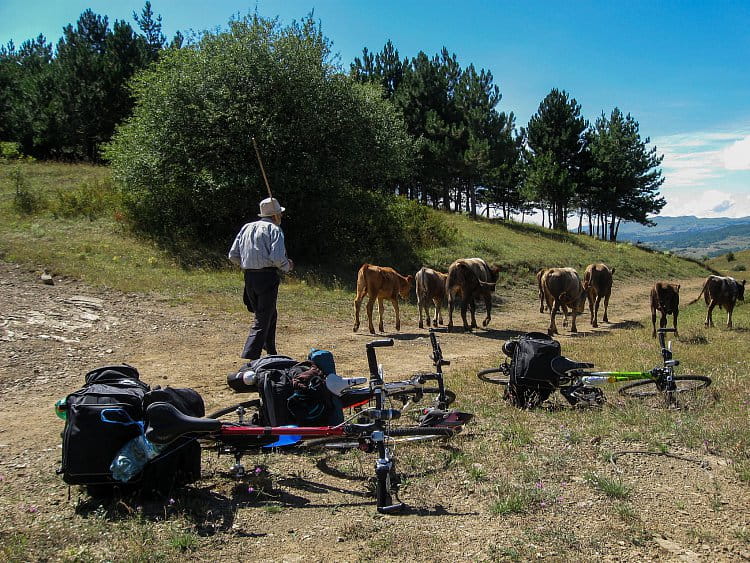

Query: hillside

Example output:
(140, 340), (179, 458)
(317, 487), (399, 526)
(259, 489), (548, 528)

(613, 215), (750, 259)
(3, 161), (750, 561)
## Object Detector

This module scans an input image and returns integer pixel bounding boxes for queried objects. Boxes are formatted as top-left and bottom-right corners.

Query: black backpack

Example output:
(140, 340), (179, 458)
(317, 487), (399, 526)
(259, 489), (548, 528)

(60, 365), (203, 497)
(507, 332), (562, 408)
(60, 365), (149, 487)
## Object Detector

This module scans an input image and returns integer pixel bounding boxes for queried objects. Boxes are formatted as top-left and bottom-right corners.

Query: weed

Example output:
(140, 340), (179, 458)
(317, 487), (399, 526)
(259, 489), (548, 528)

(11, 167), (44, 214)
(263, 504), (284, 514)
(169, 530), (199, 552)
(584, 472), (632, 499)
(614, 502), (639, 522)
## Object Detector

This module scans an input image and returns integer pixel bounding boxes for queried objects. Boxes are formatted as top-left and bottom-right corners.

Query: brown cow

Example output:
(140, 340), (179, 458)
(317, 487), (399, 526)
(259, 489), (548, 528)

(689, 275), (746, 329)
(446, 258), (501, 332)
(583, 263), (615, 328)
(541, 267), (587, 335)
(353, 264), (414, 335)
(415, 267), (448, 329)
(650, 282), (680, 338)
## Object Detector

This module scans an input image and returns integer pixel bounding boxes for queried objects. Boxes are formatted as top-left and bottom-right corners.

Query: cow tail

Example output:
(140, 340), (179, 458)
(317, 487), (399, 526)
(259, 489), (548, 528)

(688, 279), (708, 306)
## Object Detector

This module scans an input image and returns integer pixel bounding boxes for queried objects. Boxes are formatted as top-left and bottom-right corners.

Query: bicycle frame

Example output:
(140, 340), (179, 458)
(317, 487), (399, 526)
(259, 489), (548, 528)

(563, 328), (679, 389)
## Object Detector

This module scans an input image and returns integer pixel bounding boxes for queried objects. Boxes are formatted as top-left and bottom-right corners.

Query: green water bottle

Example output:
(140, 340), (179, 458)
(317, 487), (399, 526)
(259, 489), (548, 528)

(54, 398), (67, 420)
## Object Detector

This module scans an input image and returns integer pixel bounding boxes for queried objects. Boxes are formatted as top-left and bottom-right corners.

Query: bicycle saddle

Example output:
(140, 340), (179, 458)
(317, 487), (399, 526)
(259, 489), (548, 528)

(145, 402), (221, 445)
(325, 373), (368, 396)
(550, 356), (594, 377)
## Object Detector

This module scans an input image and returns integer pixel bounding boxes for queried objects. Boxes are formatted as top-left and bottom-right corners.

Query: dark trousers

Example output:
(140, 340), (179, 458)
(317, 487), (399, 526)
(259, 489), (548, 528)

(241, 269), (280, 360)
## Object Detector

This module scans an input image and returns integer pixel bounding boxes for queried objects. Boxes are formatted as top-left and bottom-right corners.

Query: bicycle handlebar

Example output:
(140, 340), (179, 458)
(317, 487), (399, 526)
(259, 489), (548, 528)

(367, 339), (394, 348)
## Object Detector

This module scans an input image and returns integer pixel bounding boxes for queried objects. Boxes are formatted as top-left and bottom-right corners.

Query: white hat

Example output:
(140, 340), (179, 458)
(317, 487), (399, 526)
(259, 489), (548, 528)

(258, 197), (285, 217)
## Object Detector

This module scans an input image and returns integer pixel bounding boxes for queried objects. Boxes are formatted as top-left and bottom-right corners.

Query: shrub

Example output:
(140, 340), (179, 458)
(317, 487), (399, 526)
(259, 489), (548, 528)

(51, 178), (120, 220)
(732, 264), (746, 272)
(726, 252), (736, 262)
(1, 142), (22, 160)
(106, 14), (415, 268)
(10, 167), (44, 214)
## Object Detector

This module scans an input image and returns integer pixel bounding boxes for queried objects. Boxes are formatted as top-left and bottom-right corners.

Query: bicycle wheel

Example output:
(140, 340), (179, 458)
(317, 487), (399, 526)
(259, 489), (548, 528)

(477, 366), (510, 385)
(618, 375), (712, 398)
(207, 399), (262, 421)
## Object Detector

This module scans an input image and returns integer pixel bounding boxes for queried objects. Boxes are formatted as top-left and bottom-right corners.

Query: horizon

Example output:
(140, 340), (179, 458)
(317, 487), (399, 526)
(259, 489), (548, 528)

(2, 0), (749, 219)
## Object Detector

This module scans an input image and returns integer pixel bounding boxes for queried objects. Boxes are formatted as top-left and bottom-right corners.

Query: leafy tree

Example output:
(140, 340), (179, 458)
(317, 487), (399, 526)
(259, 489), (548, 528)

(523, 89), (588, 230)
(106, 14), (418, 267)
(587, 108), (665, 240)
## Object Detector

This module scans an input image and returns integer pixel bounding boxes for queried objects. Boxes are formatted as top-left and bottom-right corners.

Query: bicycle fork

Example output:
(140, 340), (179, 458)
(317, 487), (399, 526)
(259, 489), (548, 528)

(373, 430), (404, 514)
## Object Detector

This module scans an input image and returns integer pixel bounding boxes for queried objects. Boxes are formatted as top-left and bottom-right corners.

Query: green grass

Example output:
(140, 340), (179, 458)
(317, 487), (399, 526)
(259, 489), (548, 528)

(707, 249), (750, 276)
(3, 161), (749, 560)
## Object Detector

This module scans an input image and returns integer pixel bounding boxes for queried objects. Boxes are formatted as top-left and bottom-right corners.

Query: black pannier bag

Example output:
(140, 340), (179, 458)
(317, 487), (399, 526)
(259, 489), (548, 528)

(228, 356), (344, 427)
(507, 332), (562, 408)
(60, 365), (204, 497)
(60, 365), (149, 487)
(139, 386), (204, 495)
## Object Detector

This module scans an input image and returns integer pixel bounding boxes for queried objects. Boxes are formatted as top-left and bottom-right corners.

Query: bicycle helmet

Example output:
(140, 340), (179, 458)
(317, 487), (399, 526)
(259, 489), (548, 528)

(502, 340), (517, 358)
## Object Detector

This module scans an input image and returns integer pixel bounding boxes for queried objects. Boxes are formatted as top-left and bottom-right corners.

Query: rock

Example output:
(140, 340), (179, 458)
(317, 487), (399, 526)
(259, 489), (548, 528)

(40, 270), (54, 285)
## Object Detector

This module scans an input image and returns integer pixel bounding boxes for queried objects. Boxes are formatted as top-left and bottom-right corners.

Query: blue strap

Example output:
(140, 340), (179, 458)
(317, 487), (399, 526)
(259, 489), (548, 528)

(100, 408), (144, 432)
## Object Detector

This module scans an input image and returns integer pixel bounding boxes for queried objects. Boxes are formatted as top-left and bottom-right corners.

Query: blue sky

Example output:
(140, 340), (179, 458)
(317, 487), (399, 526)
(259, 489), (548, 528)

(2, 0), (749, 218)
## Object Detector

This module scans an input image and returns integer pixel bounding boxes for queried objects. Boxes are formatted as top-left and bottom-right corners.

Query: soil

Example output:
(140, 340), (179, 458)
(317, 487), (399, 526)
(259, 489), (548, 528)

(1, 260), (748, 562)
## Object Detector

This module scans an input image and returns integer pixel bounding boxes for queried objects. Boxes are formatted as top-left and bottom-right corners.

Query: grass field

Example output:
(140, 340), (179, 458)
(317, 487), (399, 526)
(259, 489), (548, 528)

(1, 160), (748, 561)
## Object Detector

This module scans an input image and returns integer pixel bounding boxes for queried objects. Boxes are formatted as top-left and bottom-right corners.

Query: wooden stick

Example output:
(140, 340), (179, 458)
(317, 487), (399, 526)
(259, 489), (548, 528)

(251, 137), (273, 199)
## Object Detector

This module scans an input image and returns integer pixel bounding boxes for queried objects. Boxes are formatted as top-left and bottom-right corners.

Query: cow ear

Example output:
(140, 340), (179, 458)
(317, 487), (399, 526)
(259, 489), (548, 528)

(676, 284), (681, 290)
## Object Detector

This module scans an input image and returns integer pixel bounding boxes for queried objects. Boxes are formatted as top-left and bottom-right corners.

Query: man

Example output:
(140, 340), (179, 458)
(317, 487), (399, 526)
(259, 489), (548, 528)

(229, 197), (293, 360)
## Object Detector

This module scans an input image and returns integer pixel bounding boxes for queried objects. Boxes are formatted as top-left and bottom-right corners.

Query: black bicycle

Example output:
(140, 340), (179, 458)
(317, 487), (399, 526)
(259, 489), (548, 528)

(477, 328), (711, 407)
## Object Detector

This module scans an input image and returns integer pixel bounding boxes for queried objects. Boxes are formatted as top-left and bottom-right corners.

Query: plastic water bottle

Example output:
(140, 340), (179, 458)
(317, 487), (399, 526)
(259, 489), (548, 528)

(110, 434), (163, 482)
(581, 375), (614, 385)
(54, 398), (67, 420)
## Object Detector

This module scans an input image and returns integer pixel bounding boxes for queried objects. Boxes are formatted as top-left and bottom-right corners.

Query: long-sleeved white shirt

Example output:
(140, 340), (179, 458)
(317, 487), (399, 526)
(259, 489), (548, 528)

(228, 218), (292, 272)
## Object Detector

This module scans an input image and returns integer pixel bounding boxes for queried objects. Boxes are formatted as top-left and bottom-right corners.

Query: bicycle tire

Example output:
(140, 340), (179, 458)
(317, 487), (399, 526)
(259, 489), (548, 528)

(618, 375), (712, 398)
(477, 367), (510, 385)
(207, 399), (262, 420)
(387, 387), (456, 408)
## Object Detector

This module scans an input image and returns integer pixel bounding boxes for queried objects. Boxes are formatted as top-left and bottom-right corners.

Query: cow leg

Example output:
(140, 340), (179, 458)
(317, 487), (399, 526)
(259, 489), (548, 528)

(587, 290), (596, 326)
(447, 293), (455, 332)
(377, 298), (385, 333)
(570, 311), (578, 333)
(434, 298), (443, 326)
(651, 308), (657, 338)
(602, 294), (610, 323)
(392, 298), (401, 332)
(469, 299), (478, 329)
(461, 300), (471, 332)
(353, 292), (365, 332)
(365, 296), (377, 334)
(482, 294), (492, 327)
(417, 295), (424, 329)
(727, 304), (734, 329)
(673, 310), (679, 337)
(705, 300), (716, 327)
(592, 295), (601, 328)
(561, 304), (570, 327)
(549, 302), (559, 335)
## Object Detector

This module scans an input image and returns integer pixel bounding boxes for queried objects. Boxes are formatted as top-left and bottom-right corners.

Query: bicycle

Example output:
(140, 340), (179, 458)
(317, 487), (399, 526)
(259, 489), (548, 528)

(145, 336), (471, 514)
(477, 328), (711, 407)
(219, 329), (458, 426)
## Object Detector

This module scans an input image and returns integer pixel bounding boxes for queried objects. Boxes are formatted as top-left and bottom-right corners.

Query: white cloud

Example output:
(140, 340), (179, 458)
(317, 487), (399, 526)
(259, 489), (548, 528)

(654, 128), (750, 217)
(722, 136), (750, 170)
(660, 188), (750, 218)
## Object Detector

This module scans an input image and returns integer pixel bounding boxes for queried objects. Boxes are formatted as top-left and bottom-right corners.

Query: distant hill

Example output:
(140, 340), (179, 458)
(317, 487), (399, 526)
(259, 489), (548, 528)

(607, 216), (750, 259)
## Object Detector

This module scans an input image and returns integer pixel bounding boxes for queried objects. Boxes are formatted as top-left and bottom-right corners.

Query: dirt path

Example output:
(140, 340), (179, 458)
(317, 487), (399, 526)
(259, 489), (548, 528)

(4, 261), (741, 561)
